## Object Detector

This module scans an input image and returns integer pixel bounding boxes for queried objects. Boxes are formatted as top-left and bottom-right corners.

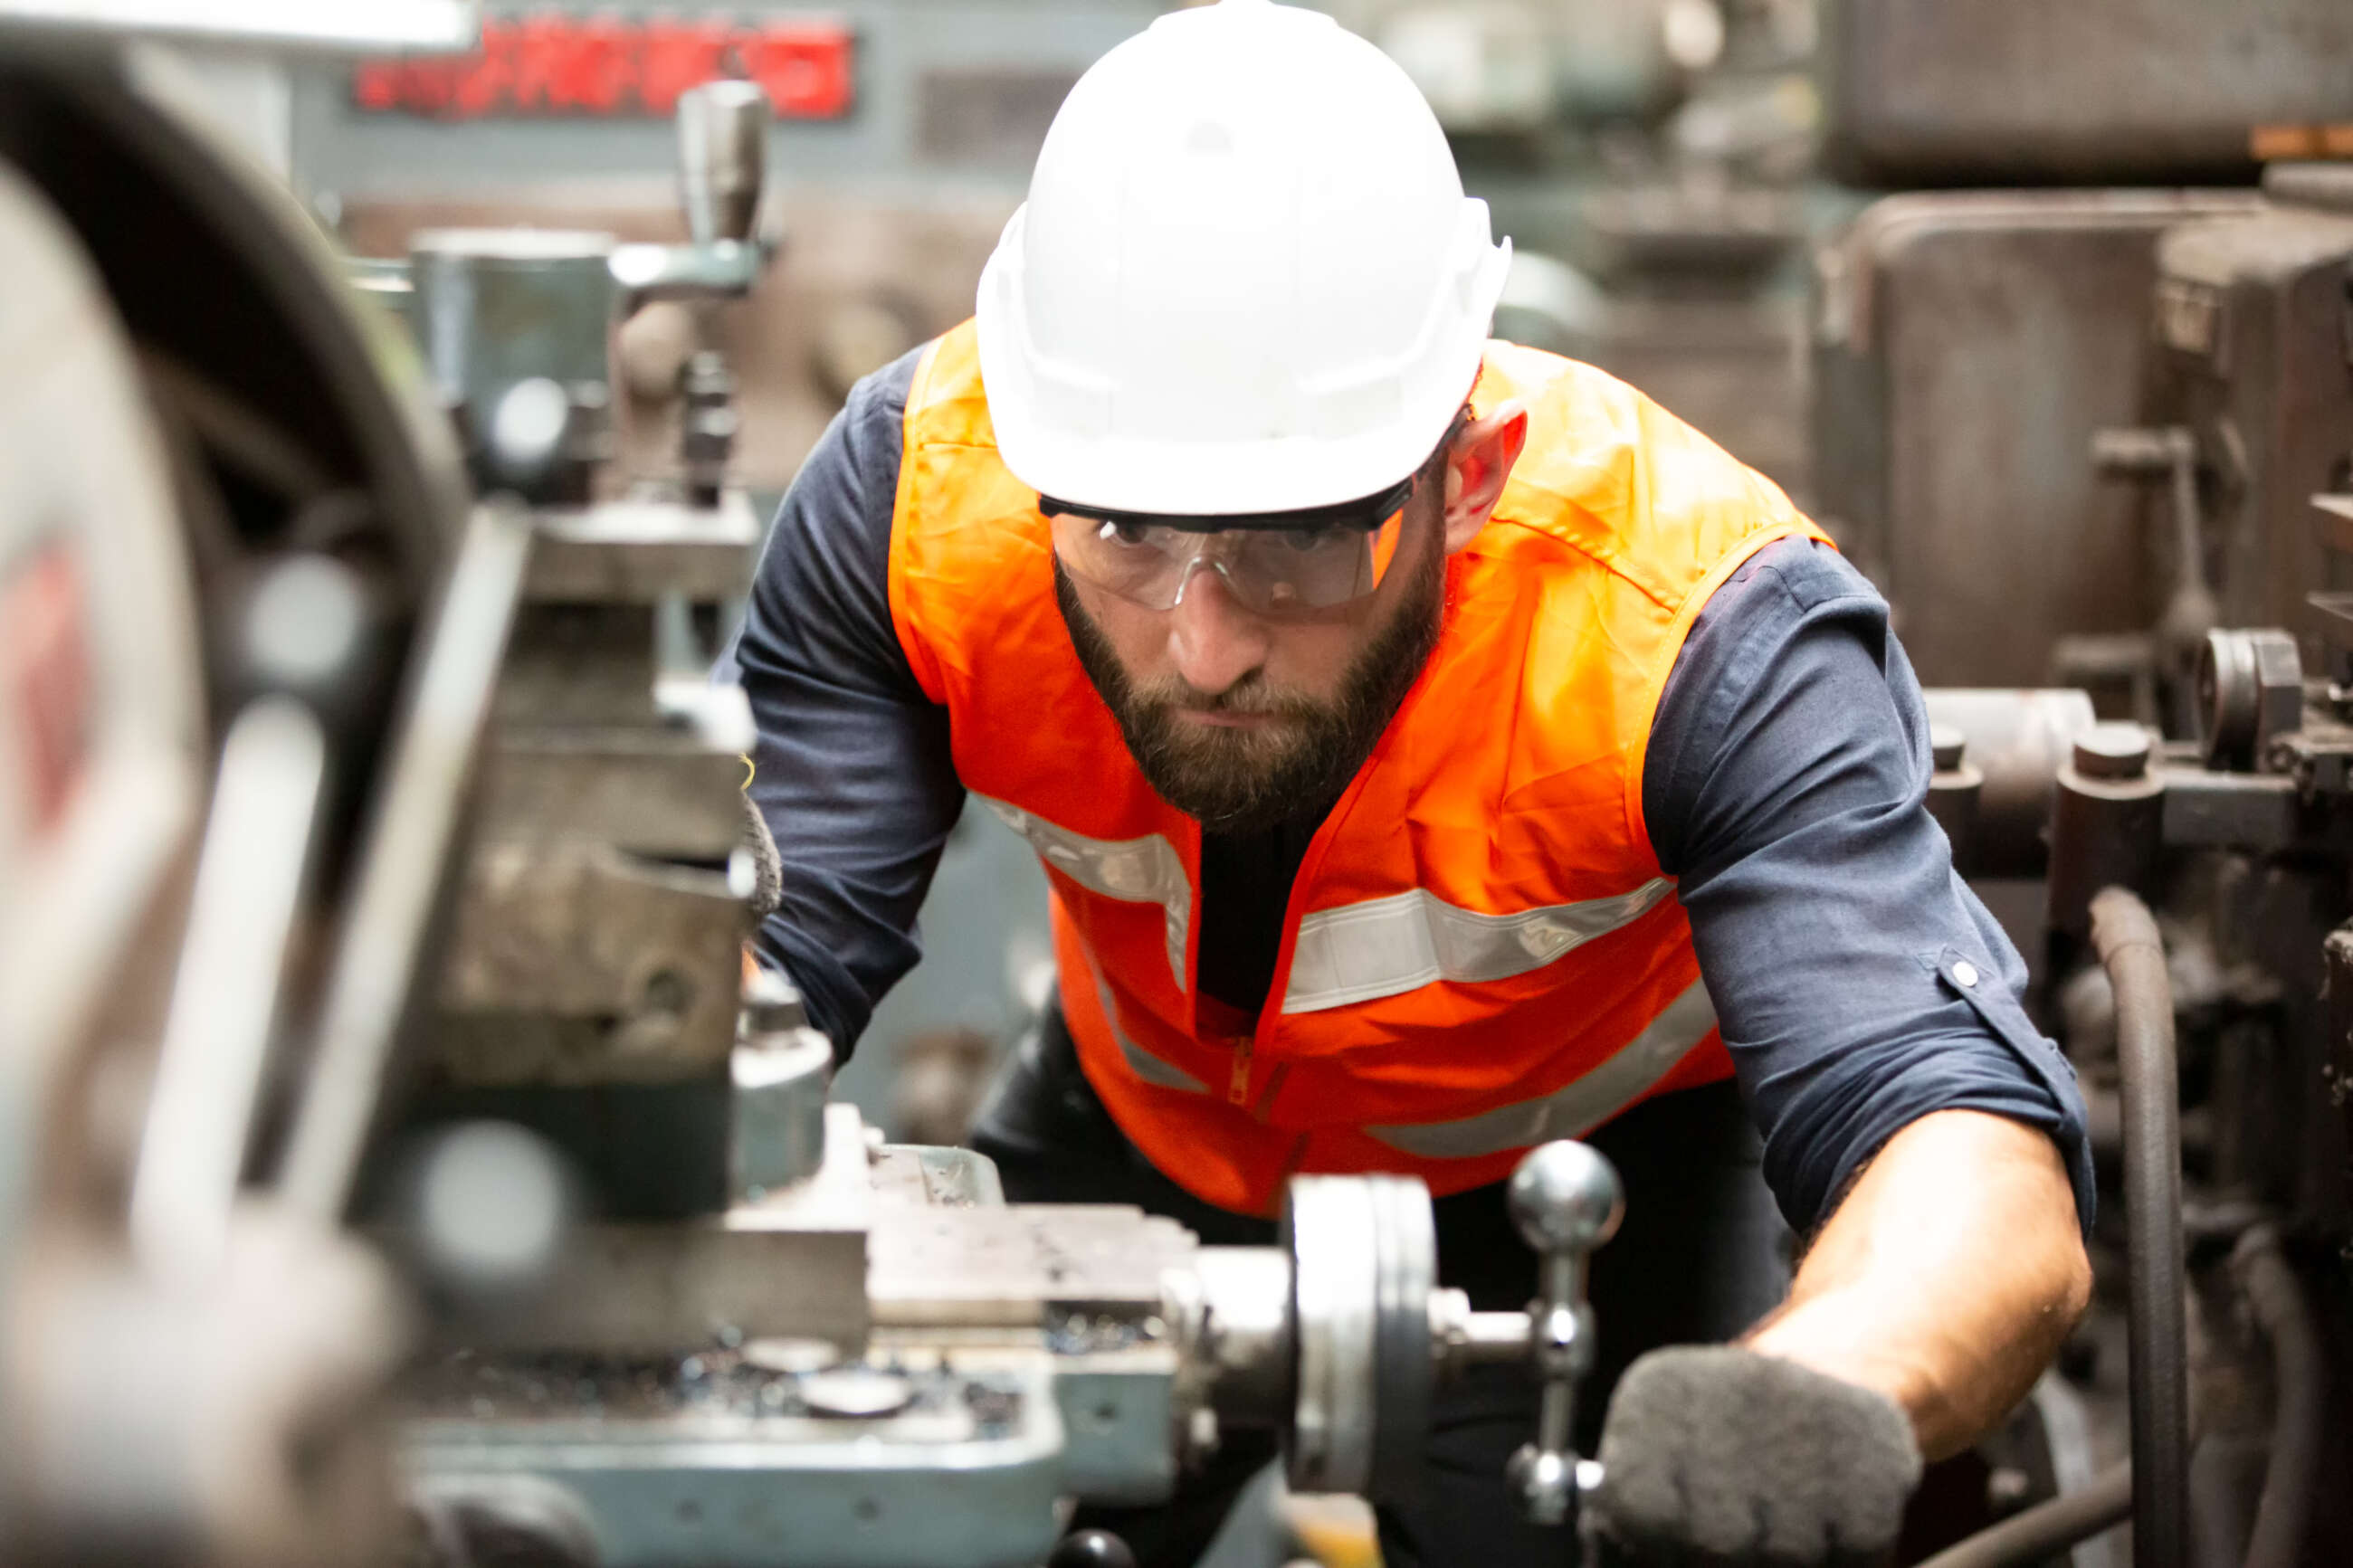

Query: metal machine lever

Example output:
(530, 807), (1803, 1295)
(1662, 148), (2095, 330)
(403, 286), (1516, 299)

(609, 80), (773, 305)
(606, 79), (777, 502)
(677, 79), (769, 248)
(1502, 1140), (1624, 1525)
(2091, 424), (2219, 651)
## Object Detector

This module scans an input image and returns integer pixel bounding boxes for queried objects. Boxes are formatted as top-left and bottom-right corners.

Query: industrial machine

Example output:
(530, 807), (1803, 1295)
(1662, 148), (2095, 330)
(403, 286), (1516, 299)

(1813, 8), (2353, 1564)
(397, 1057), (1630, 1567)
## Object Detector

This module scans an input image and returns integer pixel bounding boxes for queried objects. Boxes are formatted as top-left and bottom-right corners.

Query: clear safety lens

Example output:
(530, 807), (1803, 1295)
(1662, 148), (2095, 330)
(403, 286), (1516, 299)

(1051, 510), (1405, 616)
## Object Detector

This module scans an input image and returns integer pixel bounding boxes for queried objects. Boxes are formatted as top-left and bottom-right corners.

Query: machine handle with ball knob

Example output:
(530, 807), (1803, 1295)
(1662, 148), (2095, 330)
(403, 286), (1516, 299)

(1501, 1139), (1624, 1526)
(1243, 1141), (1624, 1516)
(1046, 1530), (1138, 1568)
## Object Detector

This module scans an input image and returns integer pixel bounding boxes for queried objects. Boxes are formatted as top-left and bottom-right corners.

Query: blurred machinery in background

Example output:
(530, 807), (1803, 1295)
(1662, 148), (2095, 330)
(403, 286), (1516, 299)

(306, 0), (1164, 503)
(1809, 4), (2353, 1565)
(1314, 0), (1824, 508)
(1813, 0), (2353, 694)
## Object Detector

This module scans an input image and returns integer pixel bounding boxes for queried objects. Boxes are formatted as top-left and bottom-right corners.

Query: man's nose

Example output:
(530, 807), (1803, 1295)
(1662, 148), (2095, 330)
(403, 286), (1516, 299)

(1166, 563), (1271, 697)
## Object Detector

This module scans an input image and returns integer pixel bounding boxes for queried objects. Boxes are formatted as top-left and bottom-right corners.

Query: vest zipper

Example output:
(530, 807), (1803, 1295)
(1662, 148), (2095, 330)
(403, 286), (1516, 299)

(1226, 1035), (1253, 1107)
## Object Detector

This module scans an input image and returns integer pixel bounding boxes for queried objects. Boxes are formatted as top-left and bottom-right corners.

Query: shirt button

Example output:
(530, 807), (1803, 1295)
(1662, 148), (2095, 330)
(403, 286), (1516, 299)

(1953, 960), (1980, 989)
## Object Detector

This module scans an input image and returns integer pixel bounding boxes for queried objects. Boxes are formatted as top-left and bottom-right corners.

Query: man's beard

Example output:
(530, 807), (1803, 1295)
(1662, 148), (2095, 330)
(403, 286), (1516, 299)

(1053, 537), (1445, 835)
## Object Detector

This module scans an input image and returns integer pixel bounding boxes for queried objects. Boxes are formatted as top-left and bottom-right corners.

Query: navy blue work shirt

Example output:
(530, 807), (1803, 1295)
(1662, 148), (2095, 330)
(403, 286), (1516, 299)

(718, 346), (2094, 1237)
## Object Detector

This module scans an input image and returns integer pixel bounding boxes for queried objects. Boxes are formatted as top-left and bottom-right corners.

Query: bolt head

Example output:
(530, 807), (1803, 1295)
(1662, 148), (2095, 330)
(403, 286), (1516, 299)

(1507, 1141), (1624, 1254)
(2072, 722), (2151, 780)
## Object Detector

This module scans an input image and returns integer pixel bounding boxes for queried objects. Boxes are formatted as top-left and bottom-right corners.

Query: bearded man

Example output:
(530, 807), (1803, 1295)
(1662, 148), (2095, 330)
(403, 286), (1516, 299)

(720, 4), (2093, 1563)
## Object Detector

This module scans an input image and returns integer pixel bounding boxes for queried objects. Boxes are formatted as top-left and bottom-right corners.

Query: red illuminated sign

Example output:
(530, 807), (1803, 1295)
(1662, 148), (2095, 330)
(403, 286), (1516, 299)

(354, 13), (855, 120)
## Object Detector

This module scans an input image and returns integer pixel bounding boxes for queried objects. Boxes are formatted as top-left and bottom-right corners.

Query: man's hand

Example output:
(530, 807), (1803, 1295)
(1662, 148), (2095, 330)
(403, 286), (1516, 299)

(1583, 1111), (2087, 1564)
(1586, 1346), (1921, 1567)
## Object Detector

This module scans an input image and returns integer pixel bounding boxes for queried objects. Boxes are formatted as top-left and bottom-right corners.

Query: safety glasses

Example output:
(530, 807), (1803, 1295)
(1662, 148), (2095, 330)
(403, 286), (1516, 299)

(1042, 473), (1416, 618)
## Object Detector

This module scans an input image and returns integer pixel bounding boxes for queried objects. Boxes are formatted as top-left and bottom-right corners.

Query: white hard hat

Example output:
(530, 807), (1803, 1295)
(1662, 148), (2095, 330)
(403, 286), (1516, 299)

(976, 0), (1512, 518)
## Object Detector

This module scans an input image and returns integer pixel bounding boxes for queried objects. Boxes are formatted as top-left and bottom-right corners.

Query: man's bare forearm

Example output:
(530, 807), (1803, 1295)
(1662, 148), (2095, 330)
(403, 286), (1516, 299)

(1741, 1109), (2091, 1459)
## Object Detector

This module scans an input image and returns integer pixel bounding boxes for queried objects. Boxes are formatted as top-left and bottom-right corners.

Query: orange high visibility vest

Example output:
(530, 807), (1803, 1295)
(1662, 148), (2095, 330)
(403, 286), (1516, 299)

(888, 321), (1832, 1215)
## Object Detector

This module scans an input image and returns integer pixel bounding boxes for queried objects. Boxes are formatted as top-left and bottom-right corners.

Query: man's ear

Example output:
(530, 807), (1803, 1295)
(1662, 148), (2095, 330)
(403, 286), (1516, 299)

(1441, 400), (1529, 554)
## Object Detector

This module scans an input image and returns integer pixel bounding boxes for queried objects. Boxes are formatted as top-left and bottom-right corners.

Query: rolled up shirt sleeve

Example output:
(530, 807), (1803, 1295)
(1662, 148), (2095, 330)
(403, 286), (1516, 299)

(716, 346), (964, 1055)
(1643, 537), (2094, 1236)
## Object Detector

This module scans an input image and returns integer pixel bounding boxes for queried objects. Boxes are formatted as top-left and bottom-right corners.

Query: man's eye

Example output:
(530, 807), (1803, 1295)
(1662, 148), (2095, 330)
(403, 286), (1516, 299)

(1100, 520), (1153, 547)
(1284, 527), (1345, 553)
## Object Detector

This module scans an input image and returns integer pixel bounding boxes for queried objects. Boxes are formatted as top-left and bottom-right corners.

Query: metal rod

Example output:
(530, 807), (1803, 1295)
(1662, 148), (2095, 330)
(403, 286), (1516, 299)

(1918, 1464), (2133, 1568)
(1457, 1310), (1532, 1363)
(1533, 1375), (1574, 1459)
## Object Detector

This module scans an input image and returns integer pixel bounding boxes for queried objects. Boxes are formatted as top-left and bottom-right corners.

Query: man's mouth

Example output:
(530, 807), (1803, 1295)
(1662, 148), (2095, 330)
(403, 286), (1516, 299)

(1175, 708), (1281, 729)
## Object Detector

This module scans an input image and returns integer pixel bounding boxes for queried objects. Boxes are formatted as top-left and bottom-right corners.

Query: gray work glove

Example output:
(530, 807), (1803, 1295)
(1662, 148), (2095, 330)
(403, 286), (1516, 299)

(1585, 1345), (1922, 1568)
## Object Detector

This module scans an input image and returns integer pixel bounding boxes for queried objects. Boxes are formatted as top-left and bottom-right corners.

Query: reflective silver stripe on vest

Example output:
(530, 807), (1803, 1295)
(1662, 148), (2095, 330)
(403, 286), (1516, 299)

(1281, 877), (1677, 1015)
(1081, 945), (1206, 1095)
(978, 796), (1191, 990)
(1363, 977), (1717, 1159)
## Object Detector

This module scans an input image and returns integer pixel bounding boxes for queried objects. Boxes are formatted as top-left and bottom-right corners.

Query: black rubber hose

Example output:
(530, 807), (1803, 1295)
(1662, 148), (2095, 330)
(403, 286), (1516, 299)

(2231, 1226), (2323, 1568)
(1916, 1463), (2134, 1568)
(2090, 886), (2189, 1568)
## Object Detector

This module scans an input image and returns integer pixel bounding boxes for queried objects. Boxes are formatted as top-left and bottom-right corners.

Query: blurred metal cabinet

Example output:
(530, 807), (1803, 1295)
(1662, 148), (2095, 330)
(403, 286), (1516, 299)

(1820, 0), (2353, 185)
(1812, 190), (2262, 687)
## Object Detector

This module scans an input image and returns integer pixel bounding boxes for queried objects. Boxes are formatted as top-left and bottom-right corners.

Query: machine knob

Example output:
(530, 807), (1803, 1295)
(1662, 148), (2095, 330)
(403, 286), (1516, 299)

(1047, 1530), (1138, 1568)
(1507, 1139), (1624, 1256)
(1503, 1140), (1623, 1528)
